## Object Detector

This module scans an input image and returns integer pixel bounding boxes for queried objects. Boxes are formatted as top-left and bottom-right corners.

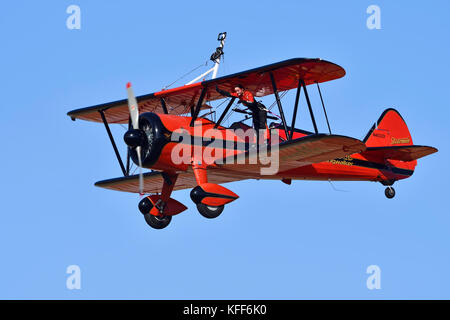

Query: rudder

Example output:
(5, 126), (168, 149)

(363, 108), (413, 147)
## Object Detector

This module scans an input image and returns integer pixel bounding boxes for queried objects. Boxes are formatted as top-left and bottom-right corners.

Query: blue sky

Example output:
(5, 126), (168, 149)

(0, 0), (449, 299)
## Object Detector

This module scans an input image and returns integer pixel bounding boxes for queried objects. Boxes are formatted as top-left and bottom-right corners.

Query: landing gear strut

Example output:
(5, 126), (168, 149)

(385, 186), (396, 199)
(190, 164), (238, 220)
(137, 172), (182, 230)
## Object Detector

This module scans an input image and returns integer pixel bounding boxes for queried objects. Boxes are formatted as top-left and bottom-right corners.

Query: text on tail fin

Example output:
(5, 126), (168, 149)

(363, 108), (413, 147)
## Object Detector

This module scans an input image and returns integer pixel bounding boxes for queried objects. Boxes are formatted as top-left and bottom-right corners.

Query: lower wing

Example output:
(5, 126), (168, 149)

(94, 168), (249, 194)
(215, 134), (366, 174)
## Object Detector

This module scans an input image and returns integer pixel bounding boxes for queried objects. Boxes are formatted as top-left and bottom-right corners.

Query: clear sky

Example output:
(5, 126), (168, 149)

(0, 0), (449, 299)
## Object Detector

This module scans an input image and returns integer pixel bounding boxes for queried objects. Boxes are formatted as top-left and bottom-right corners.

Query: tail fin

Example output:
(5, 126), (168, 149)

(363, 108), (413, 147)
(361, 109), (437, 174)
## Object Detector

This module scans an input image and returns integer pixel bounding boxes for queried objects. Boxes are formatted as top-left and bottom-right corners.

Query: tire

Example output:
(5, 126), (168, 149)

(385, 187), (395, 199)
(144, 213), (171, 229)
(196, 203), (224, 219)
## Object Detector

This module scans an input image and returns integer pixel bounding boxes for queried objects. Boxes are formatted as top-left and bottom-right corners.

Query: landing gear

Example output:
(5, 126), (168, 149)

(139, 197), (176, 230)
(190, 180), (237, 220)
(144, 213), (172, 229)
(385, 186), (396, 199)
(197, 203), (224, 219)
(137, 172), (182, 230)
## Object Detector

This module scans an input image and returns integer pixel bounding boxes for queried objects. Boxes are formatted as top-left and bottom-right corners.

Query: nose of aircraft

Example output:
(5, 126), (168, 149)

(123, 129), (145, 148)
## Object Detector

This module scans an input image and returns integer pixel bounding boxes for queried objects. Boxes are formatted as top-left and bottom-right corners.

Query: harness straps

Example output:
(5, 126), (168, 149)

(210, 47), (224, 62)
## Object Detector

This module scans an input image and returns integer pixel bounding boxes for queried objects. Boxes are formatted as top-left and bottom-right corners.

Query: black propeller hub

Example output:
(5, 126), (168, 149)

(123, 129), (145, 148)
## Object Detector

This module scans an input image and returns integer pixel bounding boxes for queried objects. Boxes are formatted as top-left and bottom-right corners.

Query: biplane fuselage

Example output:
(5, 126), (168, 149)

(128, 112), (416, 184)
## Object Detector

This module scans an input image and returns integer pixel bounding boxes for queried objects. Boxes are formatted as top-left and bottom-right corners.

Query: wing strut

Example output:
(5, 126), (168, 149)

(269, 72), (290, 139)
(190, 87), (208, 126)
(160, 98), (168, 114)
(289, 79), (302, 139)
(214, 97), (236, 128)
(99, 110), (127, 177)
(316, 82), (331, 134)
(300, 80), (319, 134)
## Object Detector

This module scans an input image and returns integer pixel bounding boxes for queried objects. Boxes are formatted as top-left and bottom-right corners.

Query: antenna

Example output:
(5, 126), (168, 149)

(186, 32), (227, 85)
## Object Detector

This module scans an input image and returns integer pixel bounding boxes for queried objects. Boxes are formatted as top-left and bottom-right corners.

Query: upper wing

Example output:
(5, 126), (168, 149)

(362, 145), (438, 162)
(67, 58), (345, 124)
(95, 168), (249, 194)
(67, 83), (210, 124)
(216, 134), (366, 174)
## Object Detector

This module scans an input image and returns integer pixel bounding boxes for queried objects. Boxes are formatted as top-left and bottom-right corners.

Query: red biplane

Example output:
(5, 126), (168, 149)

(67, 33), (437, 229)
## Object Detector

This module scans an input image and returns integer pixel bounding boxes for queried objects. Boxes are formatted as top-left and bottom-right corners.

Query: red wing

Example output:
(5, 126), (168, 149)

(215, 134), (366, 174)
(95, 168), (248, 194)
(67, 58), (345, 124)
(66, 83), (210, 124)
(208, 58), (345, 100)
(362, 145), (438, 162)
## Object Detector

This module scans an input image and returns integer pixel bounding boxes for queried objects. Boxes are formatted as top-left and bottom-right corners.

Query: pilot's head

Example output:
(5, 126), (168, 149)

(234, 84), (245, 96)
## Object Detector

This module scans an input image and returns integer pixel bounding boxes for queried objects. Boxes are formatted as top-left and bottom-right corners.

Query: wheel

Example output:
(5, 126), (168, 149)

(144, 213), (171, 229)
(385, 187), (395, 199)
(196, 203), (224, 219)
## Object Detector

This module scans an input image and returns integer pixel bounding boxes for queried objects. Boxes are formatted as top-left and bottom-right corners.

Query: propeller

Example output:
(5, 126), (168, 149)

(125, 82), (144, 195)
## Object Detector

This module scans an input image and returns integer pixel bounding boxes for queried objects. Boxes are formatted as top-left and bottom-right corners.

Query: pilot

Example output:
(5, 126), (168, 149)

(215, 84), (267, 132)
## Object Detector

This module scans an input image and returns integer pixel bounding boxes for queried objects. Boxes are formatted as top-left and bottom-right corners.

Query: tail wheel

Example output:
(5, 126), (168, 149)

(385, 187), (396, 199)
(144, 214), (171, 229)
(197, 203), (224, 219)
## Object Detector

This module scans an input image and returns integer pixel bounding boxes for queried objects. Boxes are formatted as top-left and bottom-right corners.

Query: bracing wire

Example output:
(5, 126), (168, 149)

(162, 61), (209, 90)
(328, 179), (349, 192)
(268, 90), (289, 111)
(222, 99), (238, 124)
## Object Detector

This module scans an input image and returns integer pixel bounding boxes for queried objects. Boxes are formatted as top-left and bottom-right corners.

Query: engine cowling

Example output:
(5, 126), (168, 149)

(123, 112), (172, 168)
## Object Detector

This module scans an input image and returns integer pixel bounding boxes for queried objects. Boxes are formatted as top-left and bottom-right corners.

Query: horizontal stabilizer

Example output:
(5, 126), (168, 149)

(363, 145), (438, 162)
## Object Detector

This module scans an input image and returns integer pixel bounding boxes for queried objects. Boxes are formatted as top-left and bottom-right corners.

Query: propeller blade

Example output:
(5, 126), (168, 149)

(136, 146), (144, 195)
(127, 82), (144, 195)
(126, 82), (139, 130)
